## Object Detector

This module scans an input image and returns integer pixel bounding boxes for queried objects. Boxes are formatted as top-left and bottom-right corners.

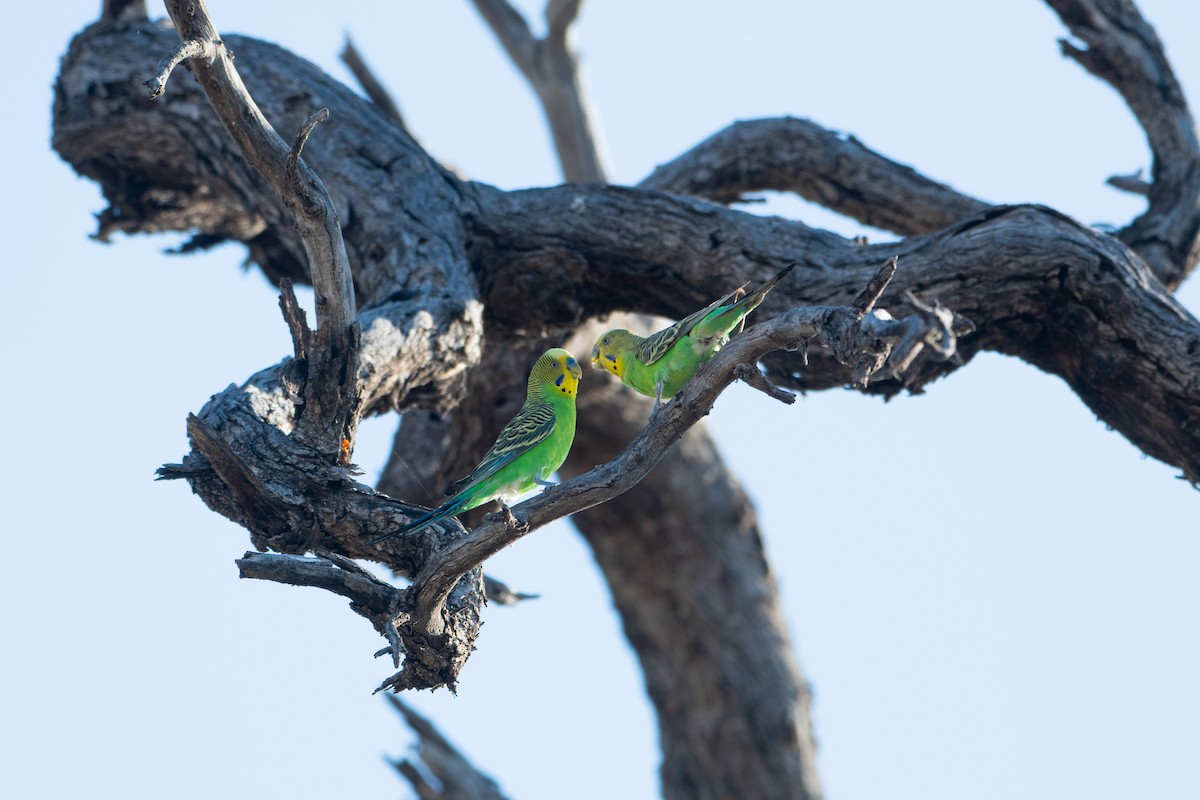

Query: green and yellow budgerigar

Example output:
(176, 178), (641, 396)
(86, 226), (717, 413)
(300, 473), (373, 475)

(591, 263), (794, 405)
(370, 348), (582, 544)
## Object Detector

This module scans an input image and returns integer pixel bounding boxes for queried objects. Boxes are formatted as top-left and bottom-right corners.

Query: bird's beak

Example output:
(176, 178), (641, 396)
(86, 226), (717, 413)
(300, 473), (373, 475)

(590, 342), (601, 366)
(569, 360), (583, 381)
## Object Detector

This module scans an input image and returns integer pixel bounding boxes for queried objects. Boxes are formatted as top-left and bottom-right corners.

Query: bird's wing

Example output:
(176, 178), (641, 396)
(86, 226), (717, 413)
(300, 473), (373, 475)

(636, 286), (745, 365)
(445, 399), (558, 494)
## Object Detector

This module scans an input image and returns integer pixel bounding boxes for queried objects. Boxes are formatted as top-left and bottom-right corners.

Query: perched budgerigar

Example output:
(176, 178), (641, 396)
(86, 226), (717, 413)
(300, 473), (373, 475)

(370, 348), (582, 544)
(591, 263), (794, 406)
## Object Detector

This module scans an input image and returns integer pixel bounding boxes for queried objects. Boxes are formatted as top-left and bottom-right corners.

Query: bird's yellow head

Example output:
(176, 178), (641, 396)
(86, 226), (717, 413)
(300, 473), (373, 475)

(529, 347), (582, 399)
(591, 329), (638, 379)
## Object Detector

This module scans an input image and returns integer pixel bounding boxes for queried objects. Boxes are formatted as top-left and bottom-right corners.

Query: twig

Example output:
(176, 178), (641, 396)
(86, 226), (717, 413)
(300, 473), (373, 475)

(1107, 170), (1151, 196)
(144, 39), (209, 98)
(484, 575), (540, 605)
(278, 277), (311, 362)
(734, 363), (796, 404)
(286, 109), (330, 216)
(339, 36), (409, 132)
(851, 255), (897, 317)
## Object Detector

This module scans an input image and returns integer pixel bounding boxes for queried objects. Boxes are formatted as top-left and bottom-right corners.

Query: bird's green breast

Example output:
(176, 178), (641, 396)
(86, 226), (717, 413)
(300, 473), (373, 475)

(623, 335), (716, 399)
(472, 390), (576, 504)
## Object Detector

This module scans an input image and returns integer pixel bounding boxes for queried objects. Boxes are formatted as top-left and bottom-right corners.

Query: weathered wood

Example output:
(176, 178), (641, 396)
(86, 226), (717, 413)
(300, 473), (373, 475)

(642, 116), (990, 236)
(1047, 0), (1200, 288)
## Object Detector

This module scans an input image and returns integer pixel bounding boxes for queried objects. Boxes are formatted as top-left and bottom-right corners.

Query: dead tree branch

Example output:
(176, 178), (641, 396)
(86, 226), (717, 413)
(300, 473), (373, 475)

(642, 117), (990, 236)
(385, 695), (511, 800)
(1048, 0), (1200, 288)
(340, 35), (410, 134)
(237, 551), (401, 633)
(471, 0), (607, 181)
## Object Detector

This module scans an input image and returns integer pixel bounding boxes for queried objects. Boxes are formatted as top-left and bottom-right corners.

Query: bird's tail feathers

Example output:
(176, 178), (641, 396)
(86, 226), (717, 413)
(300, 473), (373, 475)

(737, 261), (795, 312)
(702, 262), (796, 336)
(369, 495), (470, 545)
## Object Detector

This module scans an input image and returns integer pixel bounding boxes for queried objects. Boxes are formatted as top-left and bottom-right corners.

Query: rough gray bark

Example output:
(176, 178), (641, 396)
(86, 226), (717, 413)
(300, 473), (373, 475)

(51, 0), (1200, 798)
(642, 116), (991, 237)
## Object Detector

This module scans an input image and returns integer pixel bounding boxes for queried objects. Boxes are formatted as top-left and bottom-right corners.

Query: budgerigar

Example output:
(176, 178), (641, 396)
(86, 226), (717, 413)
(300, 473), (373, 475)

(591, 263), (794, 406)
(370, 348), (582, 544)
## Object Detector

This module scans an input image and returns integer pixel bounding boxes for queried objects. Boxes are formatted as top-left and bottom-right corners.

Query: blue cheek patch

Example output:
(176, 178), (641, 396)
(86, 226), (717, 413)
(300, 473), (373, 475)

(555, 374), (565, 387)
(605, 354), (616, 363)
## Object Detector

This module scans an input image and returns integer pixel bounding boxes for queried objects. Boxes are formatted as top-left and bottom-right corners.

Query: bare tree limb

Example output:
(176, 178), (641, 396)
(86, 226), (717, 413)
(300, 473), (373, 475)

(471, 0), (608, 181)
(47, 5), (1200, 797)
(482, 575), (539, 605)
(1048, 0), (1200, 288)
(642, 117), (990, 236)
(236, 551), (401, 633)
(340, 35), (410, 134)
(385, 695), (510, 800)
(1108, 168), (1151, 196)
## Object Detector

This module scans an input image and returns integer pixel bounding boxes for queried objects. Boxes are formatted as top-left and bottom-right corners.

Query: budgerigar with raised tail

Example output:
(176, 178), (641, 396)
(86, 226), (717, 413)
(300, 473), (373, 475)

(591, 263), (794, 406)
(370, 348), (582, 544)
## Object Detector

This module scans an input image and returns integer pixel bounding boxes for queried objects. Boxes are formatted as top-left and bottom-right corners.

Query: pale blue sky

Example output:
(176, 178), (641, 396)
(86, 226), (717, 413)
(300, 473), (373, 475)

(3, 2), (1198, 799)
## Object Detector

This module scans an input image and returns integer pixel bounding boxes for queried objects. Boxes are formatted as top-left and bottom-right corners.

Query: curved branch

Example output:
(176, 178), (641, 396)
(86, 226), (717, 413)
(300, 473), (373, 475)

(1048, 0), (1200, 287)
(400, 262), (959, 646)
(642, 117), (989, 236)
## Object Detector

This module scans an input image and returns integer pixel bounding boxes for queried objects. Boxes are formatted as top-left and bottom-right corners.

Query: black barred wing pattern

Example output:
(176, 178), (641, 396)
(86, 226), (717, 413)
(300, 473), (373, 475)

(634, 286), (743, 365)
